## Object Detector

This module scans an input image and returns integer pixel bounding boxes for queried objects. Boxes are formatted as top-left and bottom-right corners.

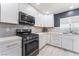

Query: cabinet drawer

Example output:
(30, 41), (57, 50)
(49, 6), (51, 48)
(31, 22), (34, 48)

(0, 41), (21, 52)
(0, 47), (21, 56)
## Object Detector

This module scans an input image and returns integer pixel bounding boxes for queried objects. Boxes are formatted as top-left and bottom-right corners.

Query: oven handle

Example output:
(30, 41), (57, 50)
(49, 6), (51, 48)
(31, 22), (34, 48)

(23, 40), (38, 44)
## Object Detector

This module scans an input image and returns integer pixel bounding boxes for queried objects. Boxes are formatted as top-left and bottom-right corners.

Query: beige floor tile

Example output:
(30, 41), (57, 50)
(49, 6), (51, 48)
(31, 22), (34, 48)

(37, 45), (79, 56)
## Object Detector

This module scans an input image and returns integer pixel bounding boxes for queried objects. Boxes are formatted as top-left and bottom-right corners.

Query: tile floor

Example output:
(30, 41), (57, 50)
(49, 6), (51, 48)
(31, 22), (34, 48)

(37, 45), (79, 56)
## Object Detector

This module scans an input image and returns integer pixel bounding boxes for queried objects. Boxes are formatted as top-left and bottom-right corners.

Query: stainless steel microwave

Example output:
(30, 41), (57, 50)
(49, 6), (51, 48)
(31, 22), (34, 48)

(19, 11), (35, 26)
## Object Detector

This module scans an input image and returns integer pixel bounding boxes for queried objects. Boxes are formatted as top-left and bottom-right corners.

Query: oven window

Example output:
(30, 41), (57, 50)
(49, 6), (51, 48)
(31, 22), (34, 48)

(25, 40), (39, 55)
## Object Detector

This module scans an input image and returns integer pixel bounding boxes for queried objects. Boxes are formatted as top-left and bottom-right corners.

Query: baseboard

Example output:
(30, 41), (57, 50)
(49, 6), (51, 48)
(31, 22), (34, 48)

(39, 44), (48, 51)
(47, 44), (79, 54)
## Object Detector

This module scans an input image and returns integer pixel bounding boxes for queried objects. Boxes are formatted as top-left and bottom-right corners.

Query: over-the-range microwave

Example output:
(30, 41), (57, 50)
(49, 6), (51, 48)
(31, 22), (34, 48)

(19, 11), (35, 26)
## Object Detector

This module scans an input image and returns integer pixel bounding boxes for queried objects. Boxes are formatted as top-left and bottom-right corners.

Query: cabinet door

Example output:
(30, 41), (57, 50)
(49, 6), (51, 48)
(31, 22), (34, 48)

(62, 36), (73, 50)
(42, 14), (54, 27)
(39, 38), (45, 49)
(60, 17), (71, 24)
(35, 14), (43, 27)
(44, 15), (54, 27)
(0, 46), (21, 56)
(39, 35), (44, 49)
(46, 34), (51, 43)
(73, 37), (79, 53)
(39, 34), (47, 49)
(50, 35), (62, 47)
(71, 15), (79, 23)
(1, 3), (18, 24)
(36, 16), (43, 27)
(0, 40), (21, 56)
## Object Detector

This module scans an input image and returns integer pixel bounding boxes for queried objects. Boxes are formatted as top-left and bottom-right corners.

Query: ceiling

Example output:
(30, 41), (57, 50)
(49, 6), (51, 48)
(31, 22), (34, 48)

(29, 3), (79, 14)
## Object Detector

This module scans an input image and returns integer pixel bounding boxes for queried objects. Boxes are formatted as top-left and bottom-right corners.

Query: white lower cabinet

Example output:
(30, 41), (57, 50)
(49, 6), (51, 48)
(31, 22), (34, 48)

(39, 34), (47, 49)
(49, 33), (79, 53)
(50, 34), (73, 51)
(62, 35), (79, 53)
(0, 42), (21, 56)
(38, 32), (79, 53)
(0, 37), (22, 56)
(46, 34), (51, 43)
(1, 46), (21, 56)
(39, 33), (50, 49)
(73, 37), (79, 53)
(62, 36), (73, 50)
(49, 34), (73, 50)
(50, 35), (62, 47)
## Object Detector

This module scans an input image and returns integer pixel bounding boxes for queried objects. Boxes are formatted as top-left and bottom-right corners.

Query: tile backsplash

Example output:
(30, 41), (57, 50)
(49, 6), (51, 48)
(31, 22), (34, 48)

(0, 24), (42, 37)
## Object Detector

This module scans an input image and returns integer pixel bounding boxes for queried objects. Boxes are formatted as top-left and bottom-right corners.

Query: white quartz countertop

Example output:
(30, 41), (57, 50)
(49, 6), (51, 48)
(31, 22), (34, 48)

(0, 36), (22, 42)
(36, 32), (51, 34)
(36, 31), (79, 36)
(36, 32), (63, 36)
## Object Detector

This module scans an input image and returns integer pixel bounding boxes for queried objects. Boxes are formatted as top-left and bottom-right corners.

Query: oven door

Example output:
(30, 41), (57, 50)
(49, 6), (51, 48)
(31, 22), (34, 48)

(22, 39), (39, 56)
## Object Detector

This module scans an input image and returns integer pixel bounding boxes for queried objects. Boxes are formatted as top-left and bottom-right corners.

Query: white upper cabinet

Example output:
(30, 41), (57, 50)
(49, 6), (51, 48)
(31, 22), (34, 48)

(43, 14), (54, 27)
(1, 3), (18, 24)
(60, 15), (79, 24)
(71, 15), (79, 23)
(35, 14), (54, 27)
(60, 17), (71, 24)
(35, 14), (44, 27)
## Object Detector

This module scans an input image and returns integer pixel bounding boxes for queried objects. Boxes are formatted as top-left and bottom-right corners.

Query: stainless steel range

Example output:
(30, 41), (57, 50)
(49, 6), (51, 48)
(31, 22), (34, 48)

(16, 29), (39, 56)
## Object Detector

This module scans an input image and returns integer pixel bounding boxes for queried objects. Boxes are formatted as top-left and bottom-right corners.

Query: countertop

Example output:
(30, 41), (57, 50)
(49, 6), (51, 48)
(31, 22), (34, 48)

(36, 32), (63, 35)
(36, 32), (51, 34)
(0, 36), (22, 42)
(36, 31), (79, 36)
